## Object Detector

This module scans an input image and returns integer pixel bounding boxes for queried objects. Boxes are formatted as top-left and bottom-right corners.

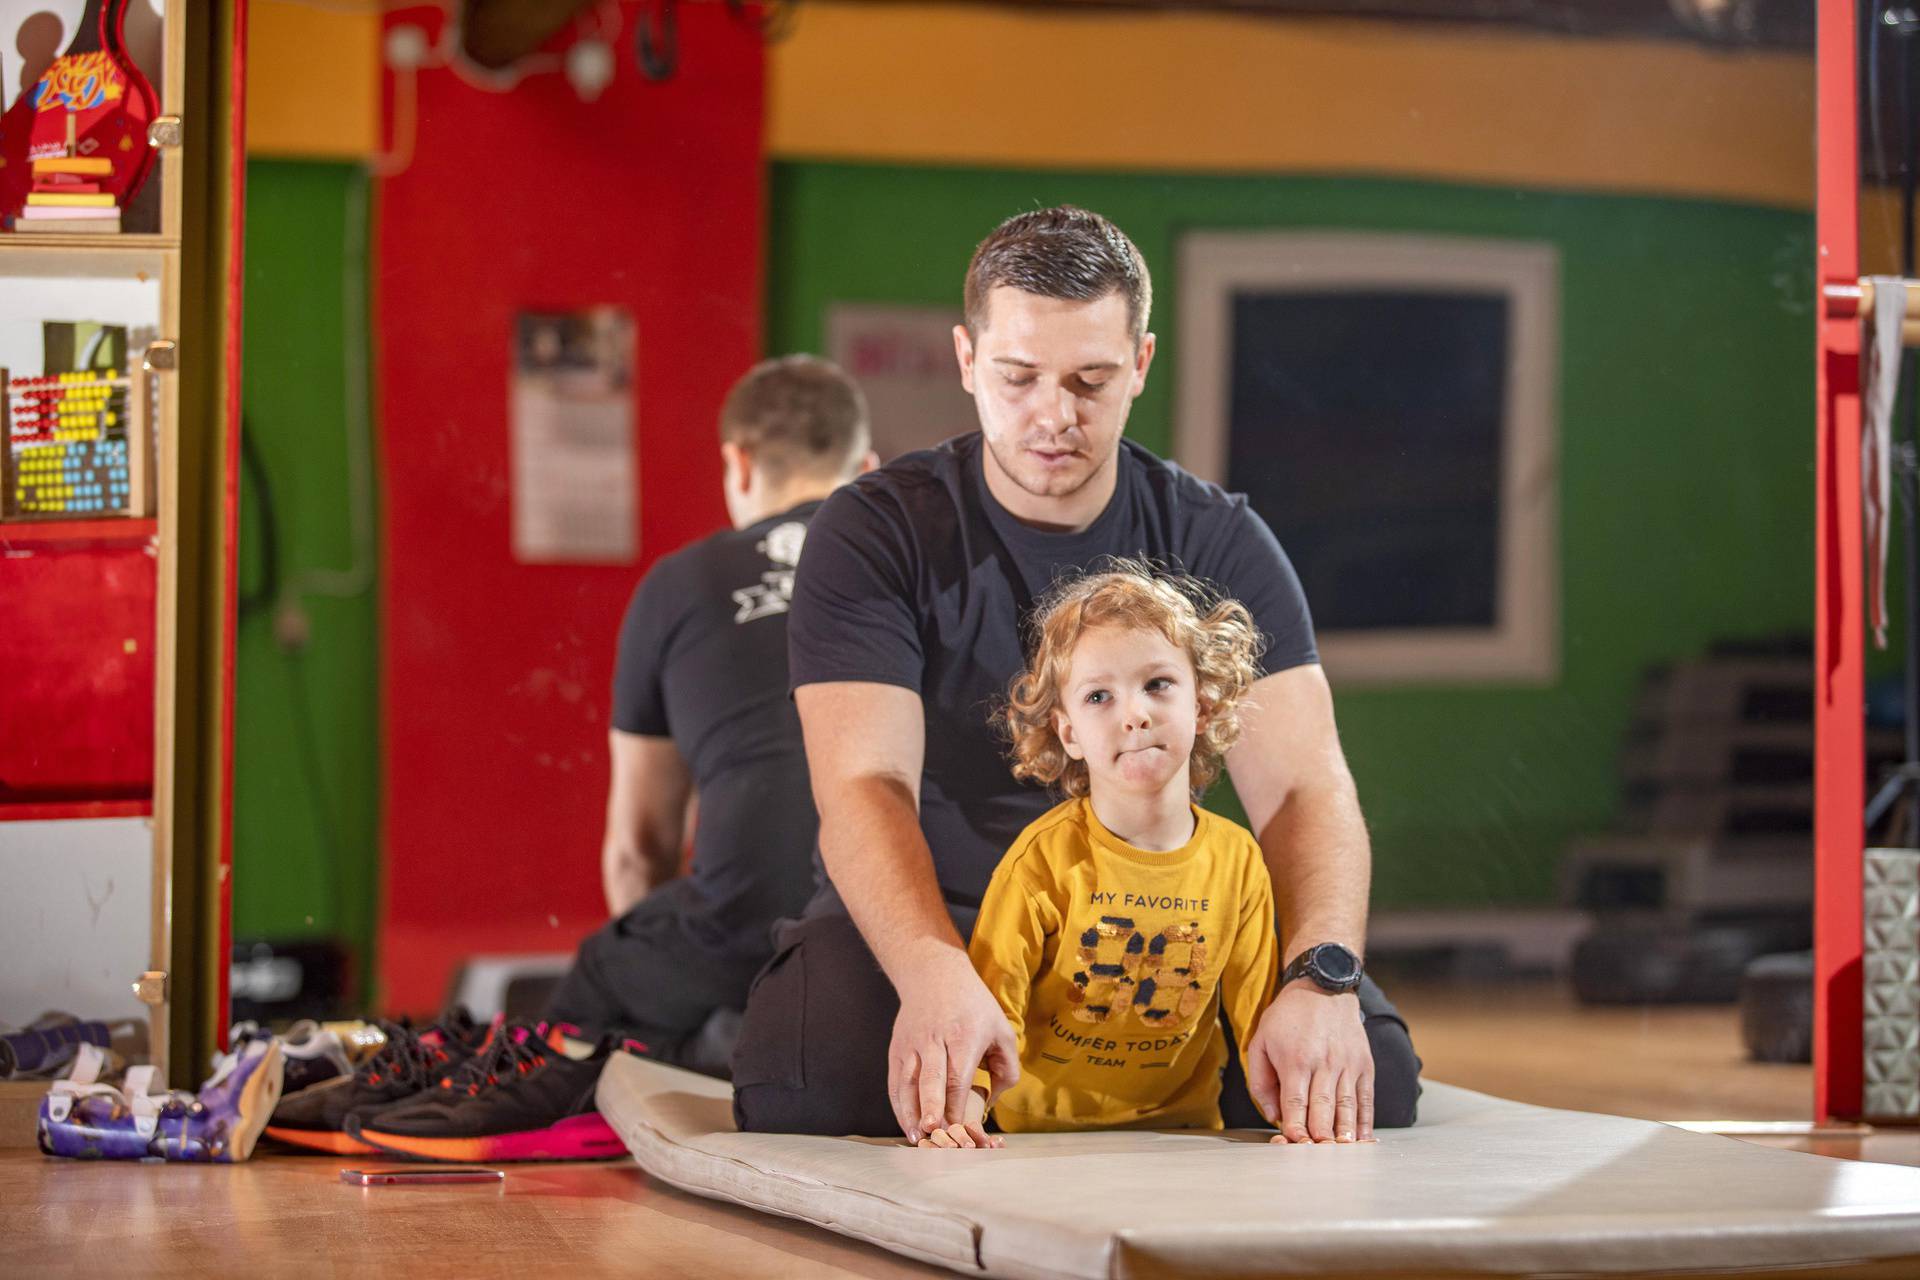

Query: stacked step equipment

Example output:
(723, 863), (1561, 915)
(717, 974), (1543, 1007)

(1564, 641), (1896, 1007)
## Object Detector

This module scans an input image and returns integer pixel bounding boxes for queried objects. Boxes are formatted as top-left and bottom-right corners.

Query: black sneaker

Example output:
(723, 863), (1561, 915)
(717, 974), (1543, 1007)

(263, 1009), (484, 1155)
(227, 1019), (375, 1098)
(346, 1022), (640, 1162)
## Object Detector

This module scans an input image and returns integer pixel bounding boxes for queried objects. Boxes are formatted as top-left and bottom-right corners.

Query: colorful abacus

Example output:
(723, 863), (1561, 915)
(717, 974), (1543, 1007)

(5, 369), (139, 518)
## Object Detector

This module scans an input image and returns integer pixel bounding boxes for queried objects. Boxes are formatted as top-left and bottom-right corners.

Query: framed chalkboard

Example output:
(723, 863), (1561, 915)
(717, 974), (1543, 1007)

(1176, 232), (1559, 686)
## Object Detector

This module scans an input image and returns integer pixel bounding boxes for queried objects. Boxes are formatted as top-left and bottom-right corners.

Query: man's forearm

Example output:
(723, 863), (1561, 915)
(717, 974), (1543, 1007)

(601, 840), (678, 917)
(1257, 775), (1371, 964)
(819, 775), (967, 984)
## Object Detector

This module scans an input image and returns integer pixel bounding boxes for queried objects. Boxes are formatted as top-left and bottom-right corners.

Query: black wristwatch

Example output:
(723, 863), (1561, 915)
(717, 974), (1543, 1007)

(1281, 942), (1364, 994)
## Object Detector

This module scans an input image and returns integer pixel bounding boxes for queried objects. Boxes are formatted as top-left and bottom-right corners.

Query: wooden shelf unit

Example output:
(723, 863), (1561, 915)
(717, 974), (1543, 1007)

(0, 2), (245, 1088)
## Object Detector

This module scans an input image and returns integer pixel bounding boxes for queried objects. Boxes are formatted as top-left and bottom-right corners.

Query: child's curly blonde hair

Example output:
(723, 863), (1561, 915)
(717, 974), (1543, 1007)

(999, 559), (1264, 801)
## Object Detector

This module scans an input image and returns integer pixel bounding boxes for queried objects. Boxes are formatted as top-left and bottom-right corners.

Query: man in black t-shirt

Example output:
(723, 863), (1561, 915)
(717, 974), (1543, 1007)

(731, 208), (1420, 1143)
(540, 355), (875, 1072)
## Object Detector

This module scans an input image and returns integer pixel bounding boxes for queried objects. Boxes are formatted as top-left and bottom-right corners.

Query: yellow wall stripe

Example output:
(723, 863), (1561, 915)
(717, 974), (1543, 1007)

(245, 0), (379, 159)
(245, 1), (1824, 210)
(768, 4), (1814, 209)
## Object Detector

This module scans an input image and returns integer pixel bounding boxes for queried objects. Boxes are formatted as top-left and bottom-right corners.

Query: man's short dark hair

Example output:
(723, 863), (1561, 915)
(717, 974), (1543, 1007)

(963, 206), (1152, 346)
(720, 354), (870, 483)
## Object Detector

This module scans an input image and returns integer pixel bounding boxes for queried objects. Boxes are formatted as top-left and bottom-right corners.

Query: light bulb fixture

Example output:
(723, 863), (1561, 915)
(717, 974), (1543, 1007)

(565, 36), (615, 102)
(385, 23), (430, 71)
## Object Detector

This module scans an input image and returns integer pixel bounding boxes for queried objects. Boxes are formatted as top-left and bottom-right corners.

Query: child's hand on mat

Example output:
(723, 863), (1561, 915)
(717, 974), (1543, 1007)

(914, 1120), (1001, 1150)
(1267, 1130), (1375, 1144)
(913, 1086), (997, 1148)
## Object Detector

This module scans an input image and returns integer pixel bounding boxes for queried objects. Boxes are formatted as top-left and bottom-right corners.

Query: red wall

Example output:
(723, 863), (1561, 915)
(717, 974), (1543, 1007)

(375, 5), (761, 1012)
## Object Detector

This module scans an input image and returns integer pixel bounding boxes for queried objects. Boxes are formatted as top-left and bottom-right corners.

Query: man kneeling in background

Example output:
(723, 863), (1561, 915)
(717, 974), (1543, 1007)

(267, 356), (875, 1162)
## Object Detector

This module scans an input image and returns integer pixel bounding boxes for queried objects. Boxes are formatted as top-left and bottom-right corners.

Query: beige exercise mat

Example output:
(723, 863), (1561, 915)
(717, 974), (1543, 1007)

(596, 1053), (1920, 1279)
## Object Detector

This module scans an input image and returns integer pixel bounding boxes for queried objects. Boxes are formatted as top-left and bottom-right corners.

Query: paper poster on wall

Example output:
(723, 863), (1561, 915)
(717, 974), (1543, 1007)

(825, 303), (976, 460)
(510, 308), (637, 564)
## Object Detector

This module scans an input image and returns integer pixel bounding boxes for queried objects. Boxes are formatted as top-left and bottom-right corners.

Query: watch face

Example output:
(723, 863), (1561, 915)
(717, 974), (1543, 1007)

(1311, 945), (1359, 985)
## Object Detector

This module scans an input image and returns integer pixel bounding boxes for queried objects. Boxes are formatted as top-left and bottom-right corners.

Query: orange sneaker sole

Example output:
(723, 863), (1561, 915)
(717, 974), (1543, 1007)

(263, 1125), (378, 1156)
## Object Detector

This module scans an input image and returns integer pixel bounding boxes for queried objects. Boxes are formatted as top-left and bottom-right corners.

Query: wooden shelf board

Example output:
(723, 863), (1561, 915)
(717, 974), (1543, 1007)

(0, 518), (158, 549)
(0, 233), (180, 253)
(0, 798), (154, 823)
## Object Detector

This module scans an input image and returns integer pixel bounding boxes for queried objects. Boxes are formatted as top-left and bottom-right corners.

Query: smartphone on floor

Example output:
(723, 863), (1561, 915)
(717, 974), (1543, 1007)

(340, 1167), (504, 1186)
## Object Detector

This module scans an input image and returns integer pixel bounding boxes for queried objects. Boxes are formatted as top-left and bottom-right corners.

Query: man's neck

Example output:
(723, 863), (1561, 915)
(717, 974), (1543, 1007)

(980, 443), (1119, 534)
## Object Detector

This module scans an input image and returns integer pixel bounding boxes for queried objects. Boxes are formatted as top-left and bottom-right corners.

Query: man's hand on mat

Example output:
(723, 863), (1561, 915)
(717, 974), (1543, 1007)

(1249, 985), (1375, 1144)
(888, 952), (1020, 1143)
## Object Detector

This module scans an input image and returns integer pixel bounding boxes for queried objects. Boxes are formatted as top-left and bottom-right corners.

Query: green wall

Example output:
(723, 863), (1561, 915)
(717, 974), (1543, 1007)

(233, 160), (380, 988)
(768, 161), (1816, 908)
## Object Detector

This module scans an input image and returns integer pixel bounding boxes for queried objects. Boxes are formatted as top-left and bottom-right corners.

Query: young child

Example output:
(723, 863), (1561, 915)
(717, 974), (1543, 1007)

(918, 560), (1276, 1148)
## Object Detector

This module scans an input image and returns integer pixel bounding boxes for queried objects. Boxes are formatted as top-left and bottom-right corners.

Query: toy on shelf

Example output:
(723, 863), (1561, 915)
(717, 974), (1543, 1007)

(0, 0), (159, 234)
(2, 321), (150, 521)
(20, 155), (122, 234)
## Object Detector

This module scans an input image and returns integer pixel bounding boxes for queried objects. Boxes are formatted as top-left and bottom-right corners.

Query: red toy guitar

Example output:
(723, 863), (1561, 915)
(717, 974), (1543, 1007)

(0, 0), (159, 229)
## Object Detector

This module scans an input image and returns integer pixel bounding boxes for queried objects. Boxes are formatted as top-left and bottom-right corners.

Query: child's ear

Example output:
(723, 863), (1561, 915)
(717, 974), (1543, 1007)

(1055, 710), (1085, 762)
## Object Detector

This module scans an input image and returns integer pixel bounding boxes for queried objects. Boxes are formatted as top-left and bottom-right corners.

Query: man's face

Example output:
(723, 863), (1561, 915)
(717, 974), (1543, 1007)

(954, 287), (1156, 507)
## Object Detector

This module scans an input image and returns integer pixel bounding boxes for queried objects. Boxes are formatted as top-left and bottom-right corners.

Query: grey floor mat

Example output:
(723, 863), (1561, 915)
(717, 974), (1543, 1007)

(596, 1053), (1920, 1279)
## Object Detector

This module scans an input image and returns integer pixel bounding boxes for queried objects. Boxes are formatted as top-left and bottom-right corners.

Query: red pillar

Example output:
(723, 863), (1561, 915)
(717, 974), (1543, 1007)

(1814, 0), (1864, 1123)
(374, 4), (764, 1013)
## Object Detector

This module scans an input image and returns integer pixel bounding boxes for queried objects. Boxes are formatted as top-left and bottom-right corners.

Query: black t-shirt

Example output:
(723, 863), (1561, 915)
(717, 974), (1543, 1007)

(787, 435), (1317, 911)
(612, 501), (823, 956)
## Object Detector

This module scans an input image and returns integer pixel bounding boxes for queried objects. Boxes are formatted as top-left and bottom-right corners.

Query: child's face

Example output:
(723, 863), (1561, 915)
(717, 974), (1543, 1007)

(1054, 623), (1202, 801)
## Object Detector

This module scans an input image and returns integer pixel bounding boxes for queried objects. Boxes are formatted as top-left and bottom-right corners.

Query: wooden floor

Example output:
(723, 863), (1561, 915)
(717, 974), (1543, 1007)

(6, 982), (1917, 1279)
(2, 1153), (944, 1279)
(1388, 982), (1920, 1170)
(1394, 981), (1823, 1122)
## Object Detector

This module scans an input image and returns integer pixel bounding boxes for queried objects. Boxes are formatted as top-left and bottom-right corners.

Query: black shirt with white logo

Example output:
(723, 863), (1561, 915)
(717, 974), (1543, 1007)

(787, 435), (1317, 912)
(612, 501), (824, 955)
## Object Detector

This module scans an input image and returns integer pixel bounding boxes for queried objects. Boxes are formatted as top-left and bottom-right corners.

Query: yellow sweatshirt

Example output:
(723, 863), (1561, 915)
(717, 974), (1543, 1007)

(968, 796), (1278, 1132)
